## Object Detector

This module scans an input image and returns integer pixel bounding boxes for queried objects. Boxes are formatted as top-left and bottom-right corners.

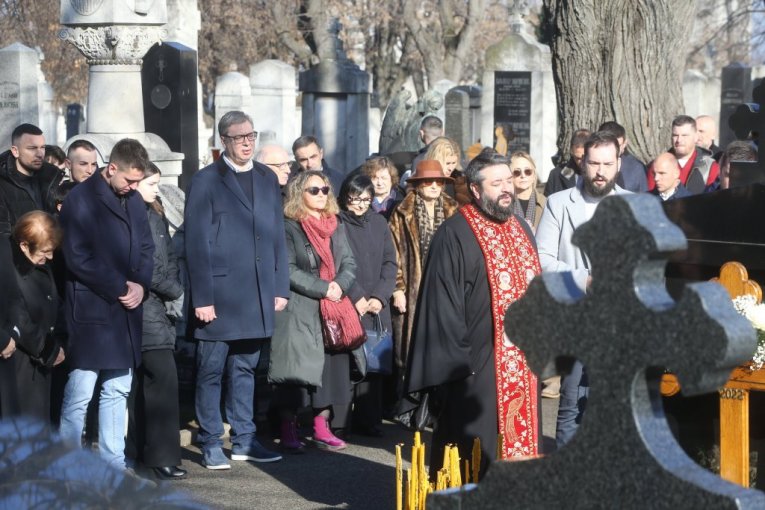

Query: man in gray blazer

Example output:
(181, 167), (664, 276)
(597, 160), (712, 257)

(535, 131), (630, 447)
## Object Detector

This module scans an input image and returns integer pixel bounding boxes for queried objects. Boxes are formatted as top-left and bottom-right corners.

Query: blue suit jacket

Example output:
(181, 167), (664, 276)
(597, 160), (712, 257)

(616, 153), (648, 193)
(184, 157), (289, 341)
(60, 171), (154, 369)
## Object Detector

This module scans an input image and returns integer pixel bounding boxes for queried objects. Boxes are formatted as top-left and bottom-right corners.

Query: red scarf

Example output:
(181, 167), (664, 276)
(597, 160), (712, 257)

(461, 204), (541, 459)
(301, 215), (364, 345)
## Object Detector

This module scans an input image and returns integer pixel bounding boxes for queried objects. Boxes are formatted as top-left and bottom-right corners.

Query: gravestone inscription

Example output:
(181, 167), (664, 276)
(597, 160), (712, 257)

(428, 194), (765, 509)
(493, 71), (531, 154)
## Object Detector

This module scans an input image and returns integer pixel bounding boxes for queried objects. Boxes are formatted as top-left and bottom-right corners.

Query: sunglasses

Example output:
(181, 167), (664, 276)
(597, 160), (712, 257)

(418, 179), (445, 186)
(512, 168), (534, 177)
(304, 186), (330, 196)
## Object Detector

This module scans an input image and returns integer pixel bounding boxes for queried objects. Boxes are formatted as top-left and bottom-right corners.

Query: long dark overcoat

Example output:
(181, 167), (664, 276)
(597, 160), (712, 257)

(184, 158), (289, 341)
(60, 171), (154, 369)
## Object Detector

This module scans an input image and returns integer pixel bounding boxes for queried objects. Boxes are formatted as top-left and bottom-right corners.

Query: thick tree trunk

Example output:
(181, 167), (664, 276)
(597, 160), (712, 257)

(544, 0), (695, 163)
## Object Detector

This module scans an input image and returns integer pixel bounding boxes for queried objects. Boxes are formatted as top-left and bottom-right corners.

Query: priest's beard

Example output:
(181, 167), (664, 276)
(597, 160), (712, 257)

(583, 173), (616, 198)
(478, 192), (514, 222)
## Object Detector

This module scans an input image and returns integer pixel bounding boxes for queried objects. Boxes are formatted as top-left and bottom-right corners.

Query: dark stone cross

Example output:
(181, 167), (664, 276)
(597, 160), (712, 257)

(428, 194), (765, 509)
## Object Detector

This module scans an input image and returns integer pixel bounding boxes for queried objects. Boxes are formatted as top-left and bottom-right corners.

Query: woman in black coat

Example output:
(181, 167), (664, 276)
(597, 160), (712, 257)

(126, 164), (186, 480)
(10, 211), (65, 422)
(339, 174), (397, 436)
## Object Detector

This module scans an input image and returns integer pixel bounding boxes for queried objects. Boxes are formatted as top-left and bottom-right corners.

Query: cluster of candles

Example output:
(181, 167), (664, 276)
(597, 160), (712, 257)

(395, 432), (482, 510)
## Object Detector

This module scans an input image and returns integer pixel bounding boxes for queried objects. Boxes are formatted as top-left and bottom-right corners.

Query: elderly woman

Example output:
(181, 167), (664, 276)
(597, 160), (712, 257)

(270, 170), (363, 451)
(425, 137), (470, 205)
(11, 210), (65, 422)
(362, 156), (405, 220)
(389, 160), (458, 398)
(509, 150), (546, 231)
(126, 163), (187, 480)
(338, 174), (397, 436)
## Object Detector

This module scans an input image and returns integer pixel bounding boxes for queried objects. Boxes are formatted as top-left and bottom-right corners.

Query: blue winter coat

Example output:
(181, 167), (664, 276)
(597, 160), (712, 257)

(184, 158), (289, 341)
(60, 171), (154, 369)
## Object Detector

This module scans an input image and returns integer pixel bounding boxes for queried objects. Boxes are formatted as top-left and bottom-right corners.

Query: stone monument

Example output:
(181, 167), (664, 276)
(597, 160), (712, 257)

(428, 194), (765, 509)
(299, 18), (371, 173)
(719, 63), (753, 149)
(249, 59), (297, 150)
(445, 85), (482, 152)
(0, 43), (42, 148)
(59, 0), (183, 183)
(481, 1), (556, 182)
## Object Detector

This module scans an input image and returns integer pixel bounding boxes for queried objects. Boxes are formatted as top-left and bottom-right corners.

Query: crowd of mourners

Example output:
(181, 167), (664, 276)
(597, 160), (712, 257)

(0, 108), (755, 483)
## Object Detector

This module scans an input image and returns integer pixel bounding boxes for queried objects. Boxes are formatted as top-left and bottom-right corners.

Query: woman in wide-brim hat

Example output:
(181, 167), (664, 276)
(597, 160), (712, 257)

(388, 160), (458, 401)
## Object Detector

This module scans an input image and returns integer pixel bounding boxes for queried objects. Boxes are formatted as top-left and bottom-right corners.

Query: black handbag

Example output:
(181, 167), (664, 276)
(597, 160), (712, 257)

(363, 314), (393, 374)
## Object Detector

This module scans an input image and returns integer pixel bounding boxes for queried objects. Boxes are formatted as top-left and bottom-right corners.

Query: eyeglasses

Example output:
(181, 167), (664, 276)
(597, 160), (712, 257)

(512, 168), (534, 177)
(304, 186), (330, 196)
(266, 162), (290, 169)
(347, 197), (373, 204)
(418, 179), (445, 186)
(222, 132), (258, 144)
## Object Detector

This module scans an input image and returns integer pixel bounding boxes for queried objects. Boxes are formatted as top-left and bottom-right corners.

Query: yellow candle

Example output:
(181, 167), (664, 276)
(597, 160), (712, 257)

(396, 444), (403, 510)
(472, 437), (481, 483)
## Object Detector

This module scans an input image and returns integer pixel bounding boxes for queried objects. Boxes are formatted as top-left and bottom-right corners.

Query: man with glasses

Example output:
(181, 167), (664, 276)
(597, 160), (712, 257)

(535, 131), (630, 447)
(255, 144), (292, 187)
(185, 111), (289, 469)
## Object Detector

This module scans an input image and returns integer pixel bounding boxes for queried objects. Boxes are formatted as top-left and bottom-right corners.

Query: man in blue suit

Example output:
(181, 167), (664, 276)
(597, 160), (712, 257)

(185, 111), (289, 469)
(58, 139), (154, 469)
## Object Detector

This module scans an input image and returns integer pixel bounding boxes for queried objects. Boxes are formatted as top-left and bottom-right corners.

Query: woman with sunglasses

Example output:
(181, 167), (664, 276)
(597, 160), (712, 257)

(388, 160), (458, 401)
(270, 170), (364, 451)
(338, 174), (397, 436)
(510, 150), (546, 231)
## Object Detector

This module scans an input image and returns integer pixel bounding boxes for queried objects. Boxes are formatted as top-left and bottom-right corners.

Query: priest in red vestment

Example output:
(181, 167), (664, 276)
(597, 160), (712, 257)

(405, 148), (541, 479)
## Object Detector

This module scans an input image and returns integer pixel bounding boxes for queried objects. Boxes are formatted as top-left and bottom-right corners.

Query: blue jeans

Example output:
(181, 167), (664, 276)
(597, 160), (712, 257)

(59, 368), (133, 469)
(195, 339), (262, 450)
(555, 360), (588, 448)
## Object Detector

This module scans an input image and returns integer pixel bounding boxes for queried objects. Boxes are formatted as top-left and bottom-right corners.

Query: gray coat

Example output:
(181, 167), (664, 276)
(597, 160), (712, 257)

(269, 217), (365, 387)
(536, 181), (630, 291)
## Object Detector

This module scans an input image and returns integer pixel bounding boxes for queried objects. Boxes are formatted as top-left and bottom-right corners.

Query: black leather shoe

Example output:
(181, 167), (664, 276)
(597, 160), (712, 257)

(153, 466), (188, 480)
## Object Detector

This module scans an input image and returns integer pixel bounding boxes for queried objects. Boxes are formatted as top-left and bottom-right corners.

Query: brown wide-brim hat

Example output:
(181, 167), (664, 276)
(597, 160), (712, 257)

(407, 159), (454, 183)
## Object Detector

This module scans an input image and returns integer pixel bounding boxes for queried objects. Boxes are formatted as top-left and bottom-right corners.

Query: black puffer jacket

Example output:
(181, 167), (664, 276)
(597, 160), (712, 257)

(0, 150), (64, 235)
(142, 205), (183, 351)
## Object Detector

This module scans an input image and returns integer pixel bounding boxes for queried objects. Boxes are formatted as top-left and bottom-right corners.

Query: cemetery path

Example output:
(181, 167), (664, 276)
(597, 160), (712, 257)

(168, 399), (558, 509)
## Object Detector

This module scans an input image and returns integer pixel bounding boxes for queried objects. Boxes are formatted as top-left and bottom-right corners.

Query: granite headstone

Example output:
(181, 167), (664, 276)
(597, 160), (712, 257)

(142, 42), (199, 190)
(428, 194), (765, 509)
(445, 85), (481, 152)
(0, 43), (41, 148)
(720, 63), (753, 149)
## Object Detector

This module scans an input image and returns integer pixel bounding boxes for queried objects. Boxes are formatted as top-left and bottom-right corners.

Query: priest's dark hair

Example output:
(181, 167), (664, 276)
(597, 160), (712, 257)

(338, 174), (374, 210)
(464, 147), (510, 188)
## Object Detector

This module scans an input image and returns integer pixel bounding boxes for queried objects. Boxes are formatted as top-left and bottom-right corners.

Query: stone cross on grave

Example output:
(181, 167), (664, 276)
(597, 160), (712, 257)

(428, 194), (765, 509)
(727, 80), (765, 187)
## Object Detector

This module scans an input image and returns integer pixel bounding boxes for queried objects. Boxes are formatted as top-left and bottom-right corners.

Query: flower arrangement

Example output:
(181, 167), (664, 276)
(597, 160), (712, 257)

(732, 295), (765, 370)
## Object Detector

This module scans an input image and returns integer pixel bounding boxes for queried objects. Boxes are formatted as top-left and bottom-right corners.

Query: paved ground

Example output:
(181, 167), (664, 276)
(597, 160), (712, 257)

(162, 398), (559, 510)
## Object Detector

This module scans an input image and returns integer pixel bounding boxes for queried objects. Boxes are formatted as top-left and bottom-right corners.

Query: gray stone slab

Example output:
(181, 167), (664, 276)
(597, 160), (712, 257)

(428, 193), (765, 509)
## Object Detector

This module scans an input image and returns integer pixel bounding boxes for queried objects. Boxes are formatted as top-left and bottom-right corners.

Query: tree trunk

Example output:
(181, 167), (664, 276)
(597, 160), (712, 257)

(543, 0), (695, 163)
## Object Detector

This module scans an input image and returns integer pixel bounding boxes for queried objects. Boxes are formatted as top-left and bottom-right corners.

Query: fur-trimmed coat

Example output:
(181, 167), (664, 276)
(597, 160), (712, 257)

(388, 191), (458, 369)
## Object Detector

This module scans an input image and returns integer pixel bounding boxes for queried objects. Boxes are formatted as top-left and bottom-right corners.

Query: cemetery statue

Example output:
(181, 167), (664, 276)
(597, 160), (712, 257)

(379, 89), (417, 154)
